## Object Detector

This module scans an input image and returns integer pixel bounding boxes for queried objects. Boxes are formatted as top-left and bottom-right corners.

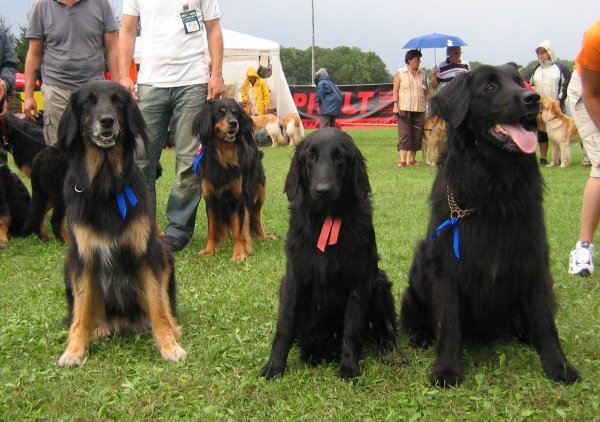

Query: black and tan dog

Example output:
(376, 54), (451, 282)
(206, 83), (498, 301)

(0, 113), (46, 177)
(192, 99), (274, 261)
(0, 112), (69, 242)
(0, 150), (31, 247)
(56, 80), (184, 366)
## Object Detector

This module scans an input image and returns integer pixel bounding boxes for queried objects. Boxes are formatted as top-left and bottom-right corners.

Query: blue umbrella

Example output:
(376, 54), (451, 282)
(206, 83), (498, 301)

(403, 33), (467, 64)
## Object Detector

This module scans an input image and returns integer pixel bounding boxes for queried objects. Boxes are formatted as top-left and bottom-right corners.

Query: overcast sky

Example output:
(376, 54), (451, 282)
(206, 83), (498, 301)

(2, 0), (597, 73)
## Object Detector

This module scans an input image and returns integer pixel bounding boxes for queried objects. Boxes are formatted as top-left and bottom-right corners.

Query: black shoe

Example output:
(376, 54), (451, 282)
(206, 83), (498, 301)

(539, 157), (548, 166)
(162, 235), (187, 252)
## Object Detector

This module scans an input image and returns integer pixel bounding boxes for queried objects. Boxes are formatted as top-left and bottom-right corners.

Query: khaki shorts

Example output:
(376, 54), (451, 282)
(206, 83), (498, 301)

(568, 72), (600, 177)
(582, 131), (600, 178)
(41, 84), (73, 146)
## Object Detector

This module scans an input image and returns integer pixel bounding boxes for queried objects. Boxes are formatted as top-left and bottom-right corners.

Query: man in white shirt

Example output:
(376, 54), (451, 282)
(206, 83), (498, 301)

(119, 0), (225, 252)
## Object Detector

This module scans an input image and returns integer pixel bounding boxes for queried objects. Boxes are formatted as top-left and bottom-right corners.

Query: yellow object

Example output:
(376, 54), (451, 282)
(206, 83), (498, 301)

(241, 67), (271, 115)
(19, 91), (44, 112)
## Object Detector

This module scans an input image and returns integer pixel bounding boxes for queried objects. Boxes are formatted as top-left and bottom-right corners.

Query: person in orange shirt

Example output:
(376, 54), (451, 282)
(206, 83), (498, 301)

(567, 19), (600, 276)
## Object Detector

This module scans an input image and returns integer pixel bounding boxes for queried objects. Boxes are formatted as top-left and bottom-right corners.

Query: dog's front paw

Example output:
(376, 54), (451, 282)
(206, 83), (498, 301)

(260, 360), (285, 379)
(57, 351), (85, 367)
(544, 361), (581, 384)
(232, 253), (247, 261)
(161, 345), (186, 362)
(94, 323), (112, 340)
(198, 249), (215, 257)
(429, 367), (463, 387)
(339, 363), (361, 380)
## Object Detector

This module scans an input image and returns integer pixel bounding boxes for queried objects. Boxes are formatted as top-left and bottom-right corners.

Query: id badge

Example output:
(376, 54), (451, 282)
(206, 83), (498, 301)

(180, 10), (201, 34)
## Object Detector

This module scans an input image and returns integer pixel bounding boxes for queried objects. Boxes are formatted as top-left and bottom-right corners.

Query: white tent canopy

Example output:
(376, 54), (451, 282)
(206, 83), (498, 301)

(134, 29), (303, 134)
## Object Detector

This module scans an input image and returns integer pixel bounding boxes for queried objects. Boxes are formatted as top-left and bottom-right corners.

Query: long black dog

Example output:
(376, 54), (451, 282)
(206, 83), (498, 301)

(400, 65), (580, 387)
(261, 128), (397, 380)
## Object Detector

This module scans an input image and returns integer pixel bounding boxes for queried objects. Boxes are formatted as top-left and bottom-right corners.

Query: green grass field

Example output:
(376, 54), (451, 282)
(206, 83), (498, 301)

(1, 128), (599, 420)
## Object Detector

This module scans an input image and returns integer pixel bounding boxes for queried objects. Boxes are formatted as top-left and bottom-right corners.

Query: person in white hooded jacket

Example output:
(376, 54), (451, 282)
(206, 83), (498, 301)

(526, 40), (571, 165)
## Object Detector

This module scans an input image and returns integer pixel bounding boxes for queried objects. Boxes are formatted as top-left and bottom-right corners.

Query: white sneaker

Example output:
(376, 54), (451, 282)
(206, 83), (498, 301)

(569, 241), (595, 276)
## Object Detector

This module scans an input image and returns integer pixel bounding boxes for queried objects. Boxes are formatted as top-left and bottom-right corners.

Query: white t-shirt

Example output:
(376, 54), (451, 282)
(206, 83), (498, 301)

(123, 0), (221, 87)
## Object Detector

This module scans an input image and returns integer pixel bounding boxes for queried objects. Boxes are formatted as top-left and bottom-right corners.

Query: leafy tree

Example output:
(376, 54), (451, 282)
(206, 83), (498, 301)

(280, 45), (392, 85)
(469, 60), (483, 70)
(521, 59), (575, 80)
(279, 46), (312, 85)
(12, 25), (28, 72)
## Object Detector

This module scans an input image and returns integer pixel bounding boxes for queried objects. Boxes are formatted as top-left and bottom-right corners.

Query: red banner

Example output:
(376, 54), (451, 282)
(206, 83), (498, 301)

(290, 83), (395, 129)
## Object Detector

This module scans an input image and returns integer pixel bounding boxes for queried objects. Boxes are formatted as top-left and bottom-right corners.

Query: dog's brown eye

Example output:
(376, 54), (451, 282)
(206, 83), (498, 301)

(307, 151), (317, 160)
(334, 152), (345, 161)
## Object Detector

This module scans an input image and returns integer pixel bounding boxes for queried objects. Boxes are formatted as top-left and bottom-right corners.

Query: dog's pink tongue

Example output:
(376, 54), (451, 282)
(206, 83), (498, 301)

(501, 123), (537, 153)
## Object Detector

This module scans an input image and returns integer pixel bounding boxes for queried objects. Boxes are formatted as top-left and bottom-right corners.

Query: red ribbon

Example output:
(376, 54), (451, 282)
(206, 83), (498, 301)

(317, 216), (342, 252)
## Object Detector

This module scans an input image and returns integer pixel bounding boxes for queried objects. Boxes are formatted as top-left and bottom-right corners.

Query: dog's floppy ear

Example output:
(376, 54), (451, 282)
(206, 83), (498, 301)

(192, 101), (214, 141)
(284, 142), (306, 201)
(57, 90), (81, 151)
(124, 93), (150, 149)
(236, 102), (255, 139)
(431, 72), (471, 128)
(351, 146), (371, 201)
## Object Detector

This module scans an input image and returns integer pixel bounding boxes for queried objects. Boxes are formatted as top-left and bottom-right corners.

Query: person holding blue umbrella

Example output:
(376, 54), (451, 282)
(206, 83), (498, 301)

(431, 46), (471, 90)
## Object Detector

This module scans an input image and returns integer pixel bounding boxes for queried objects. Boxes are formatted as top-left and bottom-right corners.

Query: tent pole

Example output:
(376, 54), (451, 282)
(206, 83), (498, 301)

(311, 0), (315, 85)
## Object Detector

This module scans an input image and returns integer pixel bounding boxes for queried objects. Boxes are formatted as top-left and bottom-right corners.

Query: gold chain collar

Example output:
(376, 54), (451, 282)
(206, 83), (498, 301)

(447, 186), (473, 219)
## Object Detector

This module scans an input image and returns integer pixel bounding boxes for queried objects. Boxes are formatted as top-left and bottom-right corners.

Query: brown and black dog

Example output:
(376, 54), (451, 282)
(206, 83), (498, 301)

(192, 99), (275, 261)
(56, 80), (184, 366)
(0, 150), (31, 247)
(0, 113), (69, 242)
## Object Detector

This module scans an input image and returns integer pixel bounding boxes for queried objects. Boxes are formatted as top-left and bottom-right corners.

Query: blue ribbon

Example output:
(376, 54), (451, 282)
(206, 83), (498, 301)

(192, 141), (205, 174)
(430, 217), (462, 259)
(116, 185), (138, 219)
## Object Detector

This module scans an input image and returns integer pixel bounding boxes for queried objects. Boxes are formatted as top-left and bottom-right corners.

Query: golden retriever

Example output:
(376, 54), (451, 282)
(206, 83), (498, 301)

(539, 96), (581, 167)
(251, 114), (285, 147)
(281, 112), (302, 146)
(421, 115), (447, 165)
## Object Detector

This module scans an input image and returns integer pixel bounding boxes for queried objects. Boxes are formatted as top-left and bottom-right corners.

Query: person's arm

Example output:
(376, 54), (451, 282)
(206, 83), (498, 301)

(204, 18), (224, 100)
(23, 38), (43, 121)
(558, 64), (572, 107)
(580, 66), (600, 130)
(241, 79), (249, 103)
(118, 14), (139, 98)
(104, 30), (120, 83)
(431, 65), (439, 89)
(0, 31), (18, 95)
(315, 81), (323, 104)
(392, 71), (400, 113)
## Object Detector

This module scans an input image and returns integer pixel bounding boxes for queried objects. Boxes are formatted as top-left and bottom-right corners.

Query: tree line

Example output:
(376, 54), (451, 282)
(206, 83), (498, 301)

(1, 15), (575, 87)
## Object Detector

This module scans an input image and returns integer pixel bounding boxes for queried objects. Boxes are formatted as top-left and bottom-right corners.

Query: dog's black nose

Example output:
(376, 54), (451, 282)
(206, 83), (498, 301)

(315, 183), (332, 196)
(228, 120), (238, 128)
(522, 91), (540, 105)
(99, 115), (115, 127)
